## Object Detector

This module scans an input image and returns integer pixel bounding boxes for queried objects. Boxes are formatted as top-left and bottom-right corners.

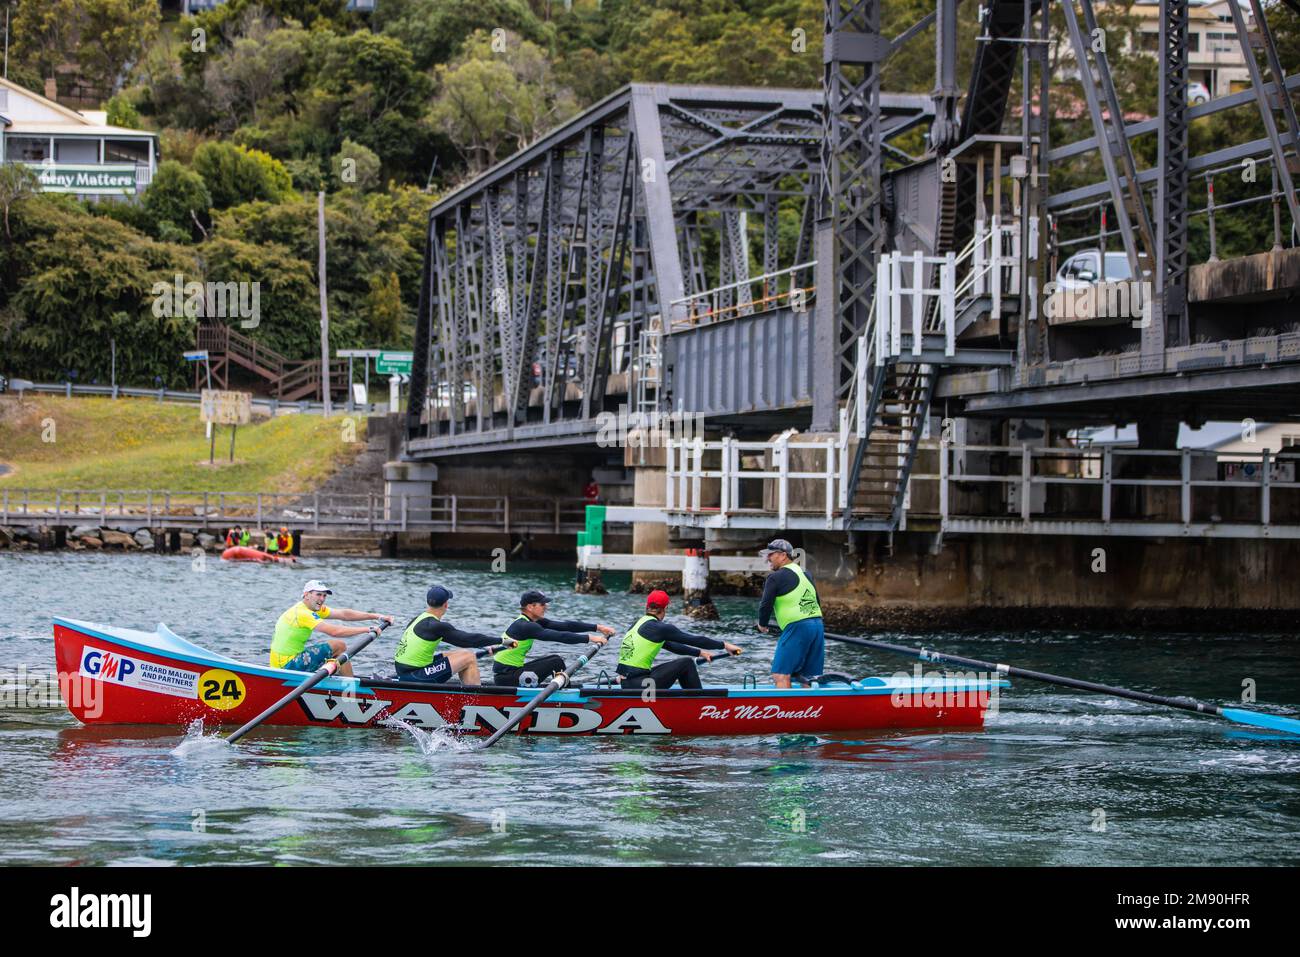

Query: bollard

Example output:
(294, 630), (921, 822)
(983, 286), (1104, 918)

(575, 539), (607, 594)
(682, 547), (718, 620)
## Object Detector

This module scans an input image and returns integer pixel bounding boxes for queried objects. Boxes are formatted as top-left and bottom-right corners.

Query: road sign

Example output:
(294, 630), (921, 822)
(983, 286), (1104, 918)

(375, 351), (413, 375)
(182, 350), (209, 362)
(200, 389), (252, 426)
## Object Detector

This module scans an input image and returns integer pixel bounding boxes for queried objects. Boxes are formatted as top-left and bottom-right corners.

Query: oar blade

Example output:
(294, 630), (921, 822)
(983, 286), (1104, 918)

(1220, 707), (1300, 737)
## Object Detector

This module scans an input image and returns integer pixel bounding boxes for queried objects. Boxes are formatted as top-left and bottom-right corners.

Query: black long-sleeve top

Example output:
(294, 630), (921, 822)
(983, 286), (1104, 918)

(505, 616), (598, 645)
(758, 567), (819, 629)
(616, 618), (725, 674)
(410, 615), (498, 649)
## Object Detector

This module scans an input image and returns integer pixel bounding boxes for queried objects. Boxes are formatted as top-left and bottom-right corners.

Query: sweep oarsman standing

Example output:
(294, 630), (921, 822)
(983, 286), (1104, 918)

(617, 590), (741, 690)
(393, 585), (516, 686)
(493, 590), (613, 686)
(756, 539), (825, 688)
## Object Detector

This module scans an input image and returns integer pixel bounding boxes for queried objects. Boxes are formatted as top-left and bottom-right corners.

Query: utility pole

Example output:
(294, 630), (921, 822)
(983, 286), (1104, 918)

(317, 190), (332, 415)
(4, 4), (10, 81)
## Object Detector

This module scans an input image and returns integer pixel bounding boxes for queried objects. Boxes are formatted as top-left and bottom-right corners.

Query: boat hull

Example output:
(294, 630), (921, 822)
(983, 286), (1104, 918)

(52, 619), (1003, 737)
(221, 546), (295, 564)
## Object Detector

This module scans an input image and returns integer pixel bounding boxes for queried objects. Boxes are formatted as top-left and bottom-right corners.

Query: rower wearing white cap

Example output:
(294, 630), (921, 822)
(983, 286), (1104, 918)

(269, 580), (394, 675)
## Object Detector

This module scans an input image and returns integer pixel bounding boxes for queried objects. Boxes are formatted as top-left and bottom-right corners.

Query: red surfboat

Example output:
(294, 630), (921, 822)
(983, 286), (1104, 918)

(220, 546), (296, 564)
(52, 618), (1007, 738)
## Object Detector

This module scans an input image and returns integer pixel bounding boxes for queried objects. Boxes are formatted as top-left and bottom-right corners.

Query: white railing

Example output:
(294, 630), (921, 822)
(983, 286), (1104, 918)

(661, 436), (1300, 537)
(665, 433), (842, 528)
(874, 250), (957, 364)
(670, 261), (816, 331)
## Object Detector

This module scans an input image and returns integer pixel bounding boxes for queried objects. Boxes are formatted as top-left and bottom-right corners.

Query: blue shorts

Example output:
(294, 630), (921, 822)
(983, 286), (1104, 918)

(771, 617), (825, 679)
(281, 641), (334, 672)
(394, 654), (453, 684)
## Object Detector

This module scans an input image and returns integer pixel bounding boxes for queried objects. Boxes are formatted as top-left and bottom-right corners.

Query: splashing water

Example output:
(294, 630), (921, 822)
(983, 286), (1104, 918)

(170, 718), (232, 758)
(382, 716), (474, 755)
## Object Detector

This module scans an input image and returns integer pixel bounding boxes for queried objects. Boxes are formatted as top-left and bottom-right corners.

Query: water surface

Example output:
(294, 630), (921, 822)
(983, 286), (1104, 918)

(1, 552), (1297, 865)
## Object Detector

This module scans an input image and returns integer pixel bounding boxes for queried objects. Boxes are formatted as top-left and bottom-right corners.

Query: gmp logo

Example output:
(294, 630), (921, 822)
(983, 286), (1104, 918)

(80, 649), (136, 683)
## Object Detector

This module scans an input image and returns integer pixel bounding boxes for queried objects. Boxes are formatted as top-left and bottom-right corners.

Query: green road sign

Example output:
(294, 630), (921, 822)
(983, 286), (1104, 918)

(375, 351), (413, 375)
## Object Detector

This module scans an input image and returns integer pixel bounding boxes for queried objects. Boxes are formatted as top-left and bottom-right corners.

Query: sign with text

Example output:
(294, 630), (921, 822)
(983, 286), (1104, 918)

(200, 389), (252, 426)
(32, 163), (138, 195)
(375, 351), (413, 375)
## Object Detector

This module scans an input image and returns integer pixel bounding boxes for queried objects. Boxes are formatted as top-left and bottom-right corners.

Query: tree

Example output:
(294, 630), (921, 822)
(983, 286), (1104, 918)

(192, 142), (296, 209)
(105, 92), (142, 128)
(332, 139), (383, 192)
(12, 0), (160, 94)
(375, 0), (552, 71)
(365, 271), (407, 345)
(429, 30), (578, 174)
(201, 12), (310, 132)
(2, 196), (194, 385)
(0, 164), (40, 242)
(143, 161), (213, 240)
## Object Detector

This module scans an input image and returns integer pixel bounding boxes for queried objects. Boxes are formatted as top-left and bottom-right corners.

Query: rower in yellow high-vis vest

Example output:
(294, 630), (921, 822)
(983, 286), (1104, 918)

(617, 590), (742, 690)
(492, 590), (614, 686)
(756, 539), (825, 688)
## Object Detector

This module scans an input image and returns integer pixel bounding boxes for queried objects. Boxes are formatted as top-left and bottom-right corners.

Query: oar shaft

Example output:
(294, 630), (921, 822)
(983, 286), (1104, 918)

(825, 632), (1223, 718)
(476, 642), (604, 749)
(228, 625), (387, 743)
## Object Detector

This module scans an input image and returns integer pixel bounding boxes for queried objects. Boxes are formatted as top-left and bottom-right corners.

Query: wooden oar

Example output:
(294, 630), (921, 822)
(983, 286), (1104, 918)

(825, 631), (1300, 737)
(227, 623), (390, 744)
(474, 640), (606, 750)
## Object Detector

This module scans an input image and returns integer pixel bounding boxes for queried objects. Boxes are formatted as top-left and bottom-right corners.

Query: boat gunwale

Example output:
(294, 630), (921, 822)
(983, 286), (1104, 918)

(52, 617), (1010, 702)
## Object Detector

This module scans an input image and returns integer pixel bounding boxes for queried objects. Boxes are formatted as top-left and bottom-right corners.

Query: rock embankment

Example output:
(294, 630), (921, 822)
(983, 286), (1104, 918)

(0, 524), (223, 553)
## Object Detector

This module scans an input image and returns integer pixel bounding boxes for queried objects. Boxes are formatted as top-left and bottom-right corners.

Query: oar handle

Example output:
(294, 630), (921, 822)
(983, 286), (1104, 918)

(696, 648), (741, 665)
(227, 620), (390, 744)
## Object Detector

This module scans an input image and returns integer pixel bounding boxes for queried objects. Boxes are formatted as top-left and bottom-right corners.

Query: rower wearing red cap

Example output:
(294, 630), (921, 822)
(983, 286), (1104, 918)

(617, 591), (742, 690)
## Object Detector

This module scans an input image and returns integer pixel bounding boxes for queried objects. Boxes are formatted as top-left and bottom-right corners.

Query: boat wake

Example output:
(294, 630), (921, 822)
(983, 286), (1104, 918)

(170, 719), (232, 758)
(382, 716), (474, 755)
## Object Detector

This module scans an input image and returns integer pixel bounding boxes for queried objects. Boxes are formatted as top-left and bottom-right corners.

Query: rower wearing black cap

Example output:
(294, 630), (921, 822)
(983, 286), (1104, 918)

(493, 590), (613, 686)
(393, 585), (514, 686)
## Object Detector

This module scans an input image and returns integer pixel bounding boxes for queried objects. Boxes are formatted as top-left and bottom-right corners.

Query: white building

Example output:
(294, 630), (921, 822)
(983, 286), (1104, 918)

(0, 77), (158, 199)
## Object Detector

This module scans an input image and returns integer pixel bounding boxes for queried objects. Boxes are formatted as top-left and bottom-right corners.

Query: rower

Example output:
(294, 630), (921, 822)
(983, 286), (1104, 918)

(269, 580), (394, 675)
(617, 590), (741, 690)
(756, 539), (825, 689)
(492, 590), (613, 686)
(393, 585), (517, 686)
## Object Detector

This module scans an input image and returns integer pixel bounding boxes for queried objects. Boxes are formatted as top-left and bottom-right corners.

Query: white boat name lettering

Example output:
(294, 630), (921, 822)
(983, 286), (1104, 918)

(299, 695), (670, 733)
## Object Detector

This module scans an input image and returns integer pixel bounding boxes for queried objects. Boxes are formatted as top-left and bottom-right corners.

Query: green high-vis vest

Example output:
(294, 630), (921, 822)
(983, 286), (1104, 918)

(773, 563), (822, 630)
(618, 614), (663, 670)
(494, 615), (530, 666)
(394, 611), (439, 667)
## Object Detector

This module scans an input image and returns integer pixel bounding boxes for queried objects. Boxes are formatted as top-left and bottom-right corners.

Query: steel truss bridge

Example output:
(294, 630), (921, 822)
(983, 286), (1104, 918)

(406, 0), (1300, 536)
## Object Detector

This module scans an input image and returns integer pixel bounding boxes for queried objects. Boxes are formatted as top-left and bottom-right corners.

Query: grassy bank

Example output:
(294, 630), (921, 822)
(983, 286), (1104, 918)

(0, 396), (367, 492)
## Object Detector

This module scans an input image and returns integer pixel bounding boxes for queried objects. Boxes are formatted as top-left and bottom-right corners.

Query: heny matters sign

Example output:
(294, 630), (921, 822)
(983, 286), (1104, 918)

(33, 163), (138, 195)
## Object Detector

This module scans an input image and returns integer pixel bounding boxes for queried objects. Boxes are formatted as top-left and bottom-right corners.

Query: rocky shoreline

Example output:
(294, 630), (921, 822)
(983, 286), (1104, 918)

(0, 524), (227, 553)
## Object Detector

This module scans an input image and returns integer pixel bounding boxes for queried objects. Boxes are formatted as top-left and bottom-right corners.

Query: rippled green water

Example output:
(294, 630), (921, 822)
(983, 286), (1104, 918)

(1, 551), (1298, 865)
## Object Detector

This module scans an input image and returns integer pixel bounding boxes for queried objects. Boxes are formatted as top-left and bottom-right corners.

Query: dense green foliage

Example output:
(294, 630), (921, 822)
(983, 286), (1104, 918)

(0, 0), (1295, 385)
